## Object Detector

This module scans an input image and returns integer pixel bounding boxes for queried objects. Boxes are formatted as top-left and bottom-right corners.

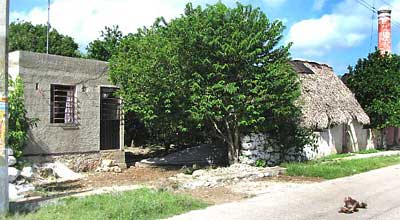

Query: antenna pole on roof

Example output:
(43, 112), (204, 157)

(46, 0), (50, 54)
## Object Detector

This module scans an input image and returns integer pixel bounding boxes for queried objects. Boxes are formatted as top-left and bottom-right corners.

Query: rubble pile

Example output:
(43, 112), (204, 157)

(169, 163), (286, 189)
(7, 149), (84, 201)
(95, 159), (122, 173)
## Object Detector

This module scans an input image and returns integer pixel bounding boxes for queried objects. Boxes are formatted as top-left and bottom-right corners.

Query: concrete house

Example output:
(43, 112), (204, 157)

(9, 51), (125, 170)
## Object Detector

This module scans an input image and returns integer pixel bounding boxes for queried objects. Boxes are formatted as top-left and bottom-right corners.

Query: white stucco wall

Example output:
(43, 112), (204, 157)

(240, 120), (376, 164)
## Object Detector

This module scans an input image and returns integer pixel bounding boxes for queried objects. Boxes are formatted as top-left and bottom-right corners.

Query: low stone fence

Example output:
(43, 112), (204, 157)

(240, 134), (318, 166)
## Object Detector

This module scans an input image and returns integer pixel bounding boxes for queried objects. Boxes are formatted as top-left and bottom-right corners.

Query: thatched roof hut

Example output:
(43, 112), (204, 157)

(291, 60), (370, 130)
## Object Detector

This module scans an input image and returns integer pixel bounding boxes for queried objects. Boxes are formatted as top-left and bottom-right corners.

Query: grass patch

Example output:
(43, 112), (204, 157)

(357, 149), (382, 154)
(5, 188), (207, 220)
(317, 153), (354, 162)
(282, 155), (400, 180)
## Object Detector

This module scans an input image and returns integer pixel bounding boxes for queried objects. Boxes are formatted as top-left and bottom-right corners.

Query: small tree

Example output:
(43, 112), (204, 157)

(87, 25), (123, 61)
(8, 77), (37, 159)
(346, 50), (400, 129)
(110, 3), (308, 163)
(345, 50), (400, 146)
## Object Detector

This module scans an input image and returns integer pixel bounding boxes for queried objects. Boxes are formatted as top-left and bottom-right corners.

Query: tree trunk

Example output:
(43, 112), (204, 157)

(210, 118), (241, 164)
(394, 128), (399, 146)
(381, 129), (387, 149)
(227, 143), (236, 164)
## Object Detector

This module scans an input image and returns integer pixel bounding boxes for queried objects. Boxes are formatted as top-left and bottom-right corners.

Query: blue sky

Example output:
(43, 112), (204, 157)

(9, 0), (400, 75)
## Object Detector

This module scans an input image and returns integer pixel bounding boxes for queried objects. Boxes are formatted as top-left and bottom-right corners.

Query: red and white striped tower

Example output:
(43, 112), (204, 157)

(378, 7), (392, 54)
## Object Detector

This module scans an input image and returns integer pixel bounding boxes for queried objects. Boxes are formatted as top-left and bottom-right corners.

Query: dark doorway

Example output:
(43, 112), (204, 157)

(100, 87), (120, 150)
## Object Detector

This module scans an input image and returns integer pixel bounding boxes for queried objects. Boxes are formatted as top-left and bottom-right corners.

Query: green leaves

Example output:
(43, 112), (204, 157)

(9, 21), (79, 57)
(8, 77), (38, 160)
(346, 50), (400, 129)
(87, 25), (124, 61)
(110, 2), (309, 162)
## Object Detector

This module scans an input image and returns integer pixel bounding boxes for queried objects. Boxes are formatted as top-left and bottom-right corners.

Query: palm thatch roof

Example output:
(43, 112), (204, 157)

(291, 60), (370, 130)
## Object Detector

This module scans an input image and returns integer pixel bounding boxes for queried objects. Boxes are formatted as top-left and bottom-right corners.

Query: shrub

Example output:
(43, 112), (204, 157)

(8, 77), (37, 159)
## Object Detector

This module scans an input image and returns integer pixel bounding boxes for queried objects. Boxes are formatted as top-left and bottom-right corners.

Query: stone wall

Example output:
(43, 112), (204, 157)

(241, 123), (375, 165)
(240, 133), (319, 166)
(9, 51), (124, 155)
(23, 150), (126, 172)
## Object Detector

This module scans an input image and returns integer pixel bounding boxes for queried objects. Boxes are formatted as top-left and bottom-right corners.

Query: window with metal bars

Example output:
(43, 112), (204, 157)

(50, 84), (76, 124)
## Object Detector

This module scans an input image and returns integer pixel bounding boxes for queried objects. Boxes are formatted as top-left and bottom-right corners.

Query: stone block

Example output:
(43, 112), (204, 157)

(8, 156), (17, 166)
(8, 183), (22, 201)
(241, 142), (257, 150)
(8, 167), (20, 183)
(21, 167), (34, 179)
(241, 135), (251, 143)
(100, 159), (115, 168)
(6, 148), (13, 156)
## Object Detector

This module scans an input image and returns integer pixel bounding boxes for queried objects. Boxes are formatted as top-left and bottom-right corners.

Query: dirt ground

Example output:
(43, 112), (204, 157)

(35, 167), (321, 205)
(80, 167), (180, 188)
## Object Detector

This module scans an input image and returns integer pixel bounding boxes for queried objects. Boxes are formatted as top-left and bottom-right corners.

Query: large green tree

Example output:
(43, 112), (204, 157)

(346, 50), (400, 129)
(9, 21), (79, 57)
(87, 25), (123, 61)
(110, 3), (308, 163)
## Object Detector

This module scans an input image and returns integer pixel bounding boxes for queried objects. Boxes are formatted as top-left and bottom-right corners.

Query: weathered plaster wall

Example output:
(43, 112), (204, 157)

(241, 120), (374, 165)
(9, 51), (123, 155)
(354, 121), (374, 151)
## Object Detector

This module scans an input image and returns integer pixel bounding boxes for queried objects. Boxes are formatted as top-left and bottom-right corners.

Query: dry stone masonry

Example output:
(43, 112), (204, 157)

(240, 134), (318, 166)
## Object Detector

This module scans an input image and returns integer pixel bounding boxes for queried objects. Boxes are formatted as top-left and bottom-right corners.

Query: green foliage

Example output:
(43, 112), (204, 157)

(282, 155), (400, 179)
(7, 188), (207, 220)
(255, 159), (267, 167)
(345, 50), (400, 129)
(8, 77), (37, 159)
(9, 21), (80, 57)
(87, 25), (124, 61)
(110, 3), (311, 162)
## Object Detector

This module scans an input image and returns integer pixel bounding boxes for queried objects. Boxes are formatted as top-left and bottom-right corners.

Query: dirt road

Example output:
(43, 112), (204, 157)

(167, 164), (400, 220)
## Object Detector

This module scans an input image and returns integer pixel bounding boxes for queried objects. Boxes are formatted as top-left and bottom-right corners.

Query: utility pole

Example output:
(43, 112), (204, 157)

(0, 0), (8, 214)
(46, 0), (50, 54)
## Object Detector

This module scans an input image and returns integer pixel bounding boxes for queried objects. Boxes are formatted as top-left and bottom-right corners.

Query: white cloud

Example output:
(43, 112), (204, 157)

(288, 14), (367, 56)
(287, 0), (400, 57)
(287, 0), (368, 57)
(10, 0), (233, 50)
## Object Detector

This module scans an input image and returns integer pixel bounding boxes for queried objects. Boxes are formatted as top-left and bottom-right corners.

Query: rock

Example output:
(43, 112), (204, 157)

(43, 162), (83, 181)
(8, 167), (20, 183)
(242, 142), (256, 150)
(8, 183), (23, 201)
(21, 167), (34, 179)
(192, 169), (206, 177)
(16, 184), (35, 194)
(7, 156), (17, 166)
(38, 167), (56, 178)
(100, 159), (115, 168)
(6, 148), (13, 156)
(171, 163), (286, 189)
(111, 166), (122, 173)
